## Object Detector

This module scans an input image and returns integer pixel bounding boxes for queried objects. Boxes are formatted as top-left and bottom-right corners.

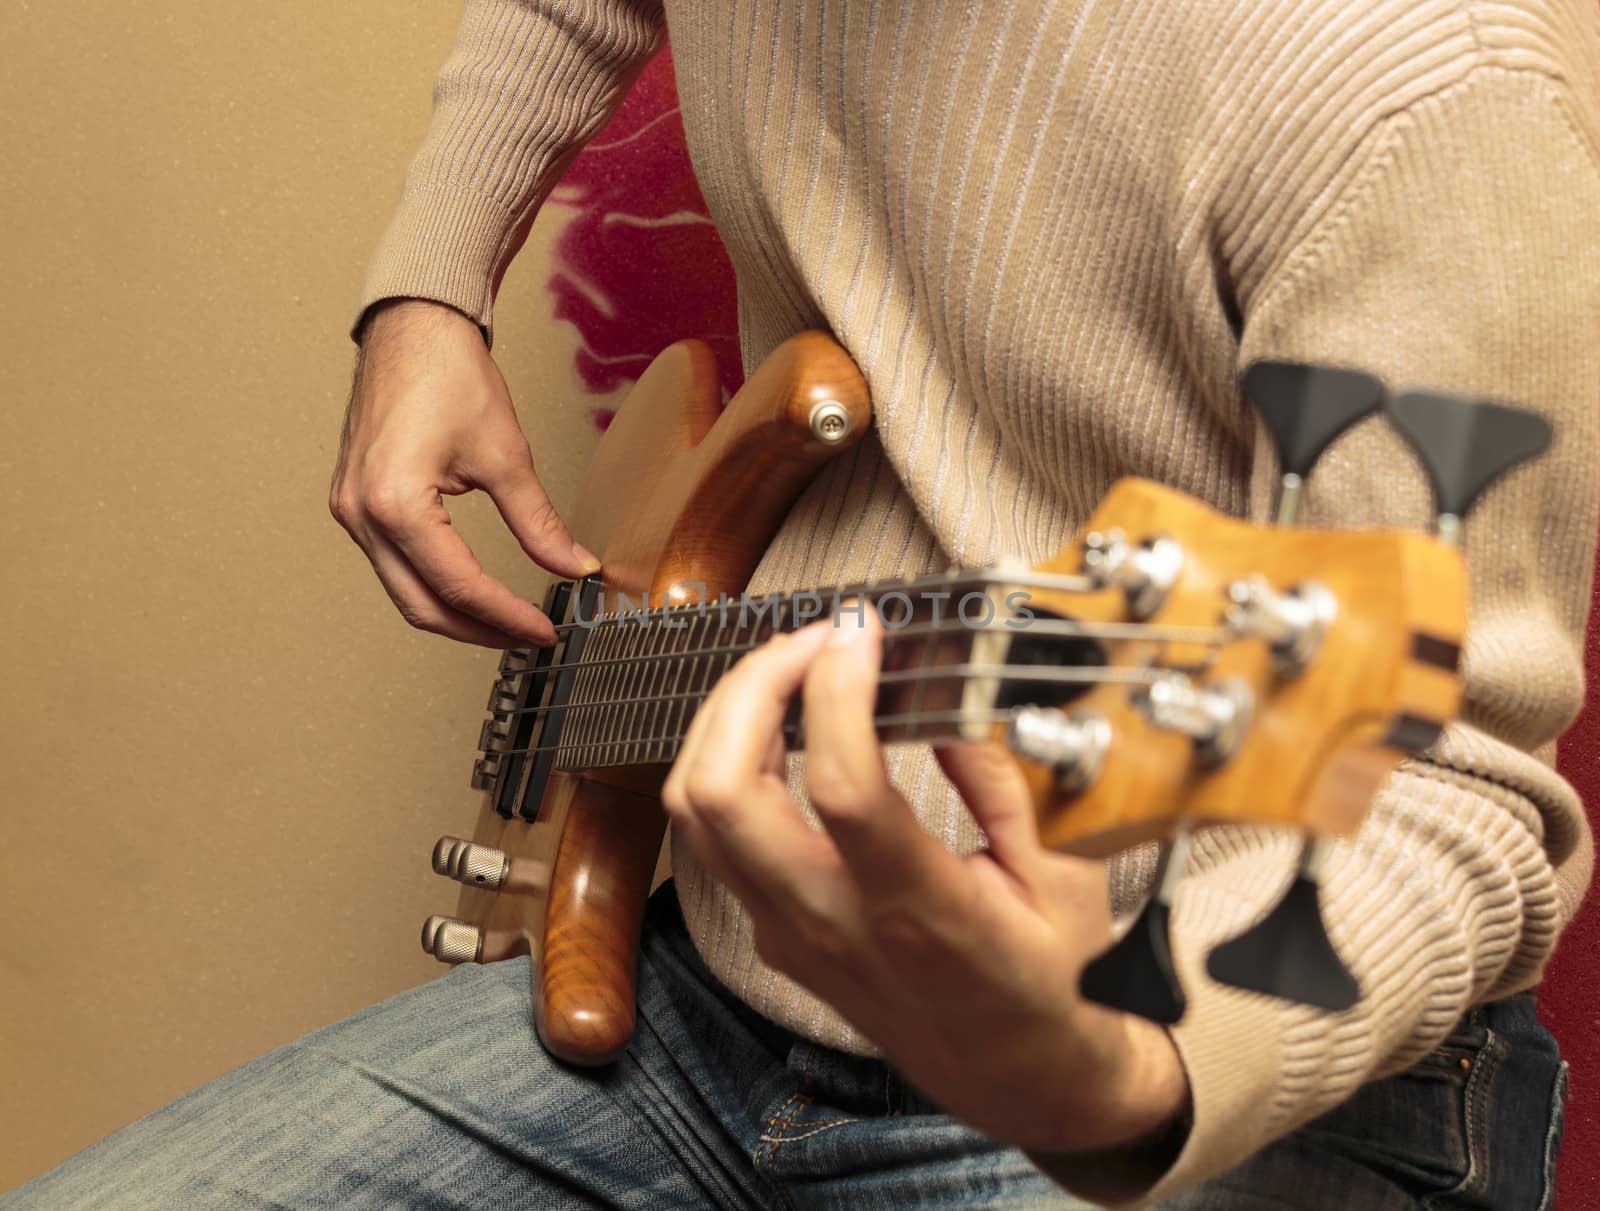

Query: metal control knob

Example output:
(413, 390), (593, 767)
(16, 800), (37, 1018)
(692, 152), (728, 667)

(431, 836), (511, 891)
(1006, 707), (1112, 792)
(421, 914), (482, 965)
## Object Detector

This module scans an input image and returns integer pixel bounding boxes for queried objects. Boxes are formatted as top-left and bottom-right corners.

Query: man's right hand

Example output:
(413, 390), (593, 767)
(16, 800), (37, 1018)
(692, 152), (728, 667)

(329, 299), (599, 649)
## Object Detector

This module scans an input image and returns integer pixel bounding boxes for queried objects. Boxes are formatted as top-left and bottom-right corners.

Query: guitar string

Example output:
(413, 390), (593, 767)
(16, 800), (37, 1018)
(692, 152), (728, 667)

(488, 664), (1162, 763)
(495, 616), (1229, 681)
(489, 706), (1026, 765)
(490, 662), (1168, 724)
(483, 582), (1225, 772)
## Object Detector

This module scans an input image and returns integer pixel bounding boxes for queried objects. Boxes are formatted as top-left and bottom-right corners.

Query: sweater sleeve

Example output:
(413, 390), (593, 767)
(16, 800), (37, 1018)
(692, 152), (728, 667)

(1118, 66), (1600, 1205)
(354, 0), (665, 344)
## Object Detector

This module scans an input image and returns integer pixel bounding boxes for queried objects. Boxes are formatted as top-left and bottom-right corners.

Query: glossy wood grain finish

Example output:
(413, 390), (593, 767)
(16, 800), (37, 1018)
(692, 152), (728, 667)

(1014, 478), (1465, 856)
(459, 332), (871, 1065)
(536, 774), (669, 1064)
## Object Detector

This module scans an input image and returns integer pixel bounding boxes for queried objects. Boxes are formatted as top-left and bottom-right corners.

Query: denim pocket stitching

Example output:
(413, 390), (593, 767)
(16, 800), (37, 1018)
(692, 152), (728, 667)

(756, 1091), (807, 1211)
(1424, 1026), (1507, 1207)
(1536, 1060), (1569, 1211)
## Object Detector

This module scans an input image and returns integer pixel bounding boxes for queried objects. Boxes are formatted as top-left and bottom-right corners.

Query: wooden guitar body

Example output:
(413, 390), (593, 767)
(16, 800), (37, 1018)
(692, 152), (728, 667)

(455, 332), (872, 1066)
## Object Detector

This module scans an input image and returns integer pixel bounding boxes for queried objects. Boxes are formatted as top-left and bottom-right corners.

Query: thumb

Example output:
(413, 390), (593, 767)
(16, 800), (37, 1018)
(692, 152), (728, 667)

(479, 453), (600, 580)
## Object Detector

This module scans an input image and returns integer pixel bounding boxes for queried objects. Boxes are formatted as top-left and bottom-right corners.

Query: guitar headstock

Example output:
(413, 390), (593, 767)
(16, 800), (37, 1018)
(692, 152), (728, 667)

(1005, 478), (1465, 854)
(986, 362), (1552, 1022)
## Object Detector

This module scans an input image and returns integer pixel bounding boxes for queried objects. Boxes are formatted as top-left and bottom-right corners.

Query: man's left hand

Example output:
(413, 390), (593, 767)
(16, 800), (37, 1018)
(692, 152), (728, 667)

(661, 607), (1190, 1155)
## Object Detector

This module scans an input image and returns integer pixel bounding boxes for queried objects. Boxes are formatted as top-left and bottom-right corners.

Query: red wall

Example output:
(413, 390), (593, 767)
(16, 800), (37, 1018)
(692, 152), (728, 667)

(1544, 547), (1600, 1209)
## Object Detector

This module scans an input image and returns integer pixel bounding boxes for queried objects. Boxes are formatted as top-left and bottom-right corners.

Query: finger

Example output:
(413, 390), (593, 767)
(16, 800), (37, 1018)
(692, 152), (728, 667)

(371, 482), (556, 645)
(934, 741), (1045, 877)
(680, 622), (830, 792)
(363, 531), (533, 649)
(803, 606), (958, 896)
(662, 624), (839, 899)
(666, 780), (815, 915)
(660, 627), (805, 864)
(664, 790), (850, 985)
(477, 451), (601, 580)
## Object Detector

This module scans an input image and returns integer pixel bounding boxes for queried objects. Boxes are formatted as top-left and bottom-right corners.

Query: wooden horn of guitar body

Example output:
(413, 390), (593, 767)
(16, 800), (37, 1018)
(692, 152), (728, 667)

(456, 331), (871, 1067)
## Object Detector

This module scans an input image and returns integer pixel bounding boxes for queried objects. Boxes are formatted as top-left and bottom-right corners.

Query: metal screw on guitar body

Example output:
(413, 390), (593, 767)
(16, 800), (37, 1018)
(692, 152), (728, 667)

(808, 399), (852, 443)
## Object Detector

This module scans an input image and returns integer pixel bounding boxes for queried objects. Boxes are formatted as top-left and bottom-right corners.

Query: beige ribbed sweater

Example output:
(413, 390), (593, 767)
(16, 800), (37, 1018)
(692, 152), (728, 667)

(359, 1), (1600, 1202)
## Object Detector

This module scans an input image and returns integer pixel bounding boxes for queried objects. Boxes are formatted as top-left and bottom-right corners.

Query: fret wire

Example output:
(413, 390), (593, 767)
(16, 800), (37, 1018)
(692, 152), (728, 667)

(567, 619), (601, 764)
(661, 611), (703, 763)
(578, 610), (611, 766)
(557, 598), (597, 770)
(583, 617), (612, 764)
(605, 599), (652, 768)
(624, 612), (652, 765)
(641, 609), (673, 765)
(717, 596), (743, 702)
(656, 610), (697, 763)
(615, 603), (650, 766)
(601, 604), (637, 766)
(560, 624), (585, 765)
(644, 613), (674, 765)
(685, 606), (727, 755)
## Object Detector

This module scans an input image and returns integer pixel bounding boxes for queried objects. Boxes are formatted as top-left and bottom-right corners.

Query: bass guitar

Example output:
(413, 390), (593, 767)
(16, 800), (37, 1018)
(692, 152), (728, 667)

(418, 331), (1550, 1064)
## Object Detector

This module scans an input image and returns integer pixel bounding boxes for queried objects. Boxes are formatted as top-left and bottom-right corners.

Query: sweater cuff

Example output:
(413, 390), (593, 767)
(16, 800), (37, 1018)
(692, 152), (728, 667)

(1139, 930), (1295, 1204)
(353, 183), (528, 346)
(1032, 850), (1309, 1208)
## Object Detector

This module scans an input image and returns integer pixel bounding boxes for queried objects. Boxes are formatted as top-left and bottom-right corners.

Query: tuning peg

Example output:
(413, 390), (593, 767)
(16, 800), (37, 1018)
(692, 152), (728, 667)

(1384, 392), (1553, 545)
(1007, 706), (1112, 793)
(1205, 836), (1360, 1011)
(431, 836), (549, 896)
(1240, 362), (1385, 524)
(1080, 829), (1191, 1024)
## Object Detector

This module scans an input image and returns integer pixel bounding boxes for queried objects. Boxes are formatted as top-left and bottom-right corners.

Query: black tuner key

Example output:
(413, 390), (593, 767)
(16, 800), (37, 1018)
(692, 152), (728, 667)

(1240, 361), (1386, 480)
(1384, 392), (1553, 531)
(1205, 875), (1360, 1012)
(1081, 898), (1187, 1025)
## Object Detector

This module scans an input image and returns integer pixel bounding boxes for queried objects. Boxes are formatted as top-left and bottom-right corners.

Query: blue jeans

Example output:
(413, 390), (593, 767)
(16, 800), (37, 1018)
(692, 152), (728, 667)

(4, 886), (1567, 1209)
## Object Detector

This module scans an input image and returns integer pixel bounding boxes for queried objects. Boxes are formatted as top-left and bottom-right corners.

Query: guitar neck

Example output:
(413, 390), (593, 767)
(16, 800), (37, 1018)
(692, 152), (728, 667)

(473, 570), (1104, 820)
(555, 574), (999, 762)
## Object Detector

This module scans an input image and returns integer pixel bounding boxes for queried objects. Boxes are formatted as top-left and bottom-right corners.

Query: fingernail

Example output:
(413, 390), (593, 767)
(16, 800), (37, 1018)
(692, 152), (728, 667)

(828, 603), (869, 646)
(572, 544), (602, 575)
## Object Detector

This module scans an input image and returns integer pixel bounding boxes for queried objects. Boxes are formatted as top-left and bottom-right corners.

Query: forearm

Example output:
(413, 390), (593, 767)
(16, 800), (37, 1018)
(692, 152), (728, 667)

(356, 0), (665, 343)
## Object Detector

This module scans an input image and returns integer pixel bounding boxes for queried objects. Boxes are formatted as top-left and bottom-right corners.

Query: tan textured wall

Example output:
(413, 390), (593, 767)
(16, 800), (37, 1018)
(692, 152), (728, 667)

(0, 4), (613, 1188)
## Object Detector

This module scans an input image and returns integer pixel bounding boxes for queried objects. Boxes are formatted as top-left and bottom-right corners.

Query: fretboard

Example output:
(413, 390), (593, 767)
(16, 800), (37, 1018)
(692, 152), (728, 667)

(474, 570), (1119, 821)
